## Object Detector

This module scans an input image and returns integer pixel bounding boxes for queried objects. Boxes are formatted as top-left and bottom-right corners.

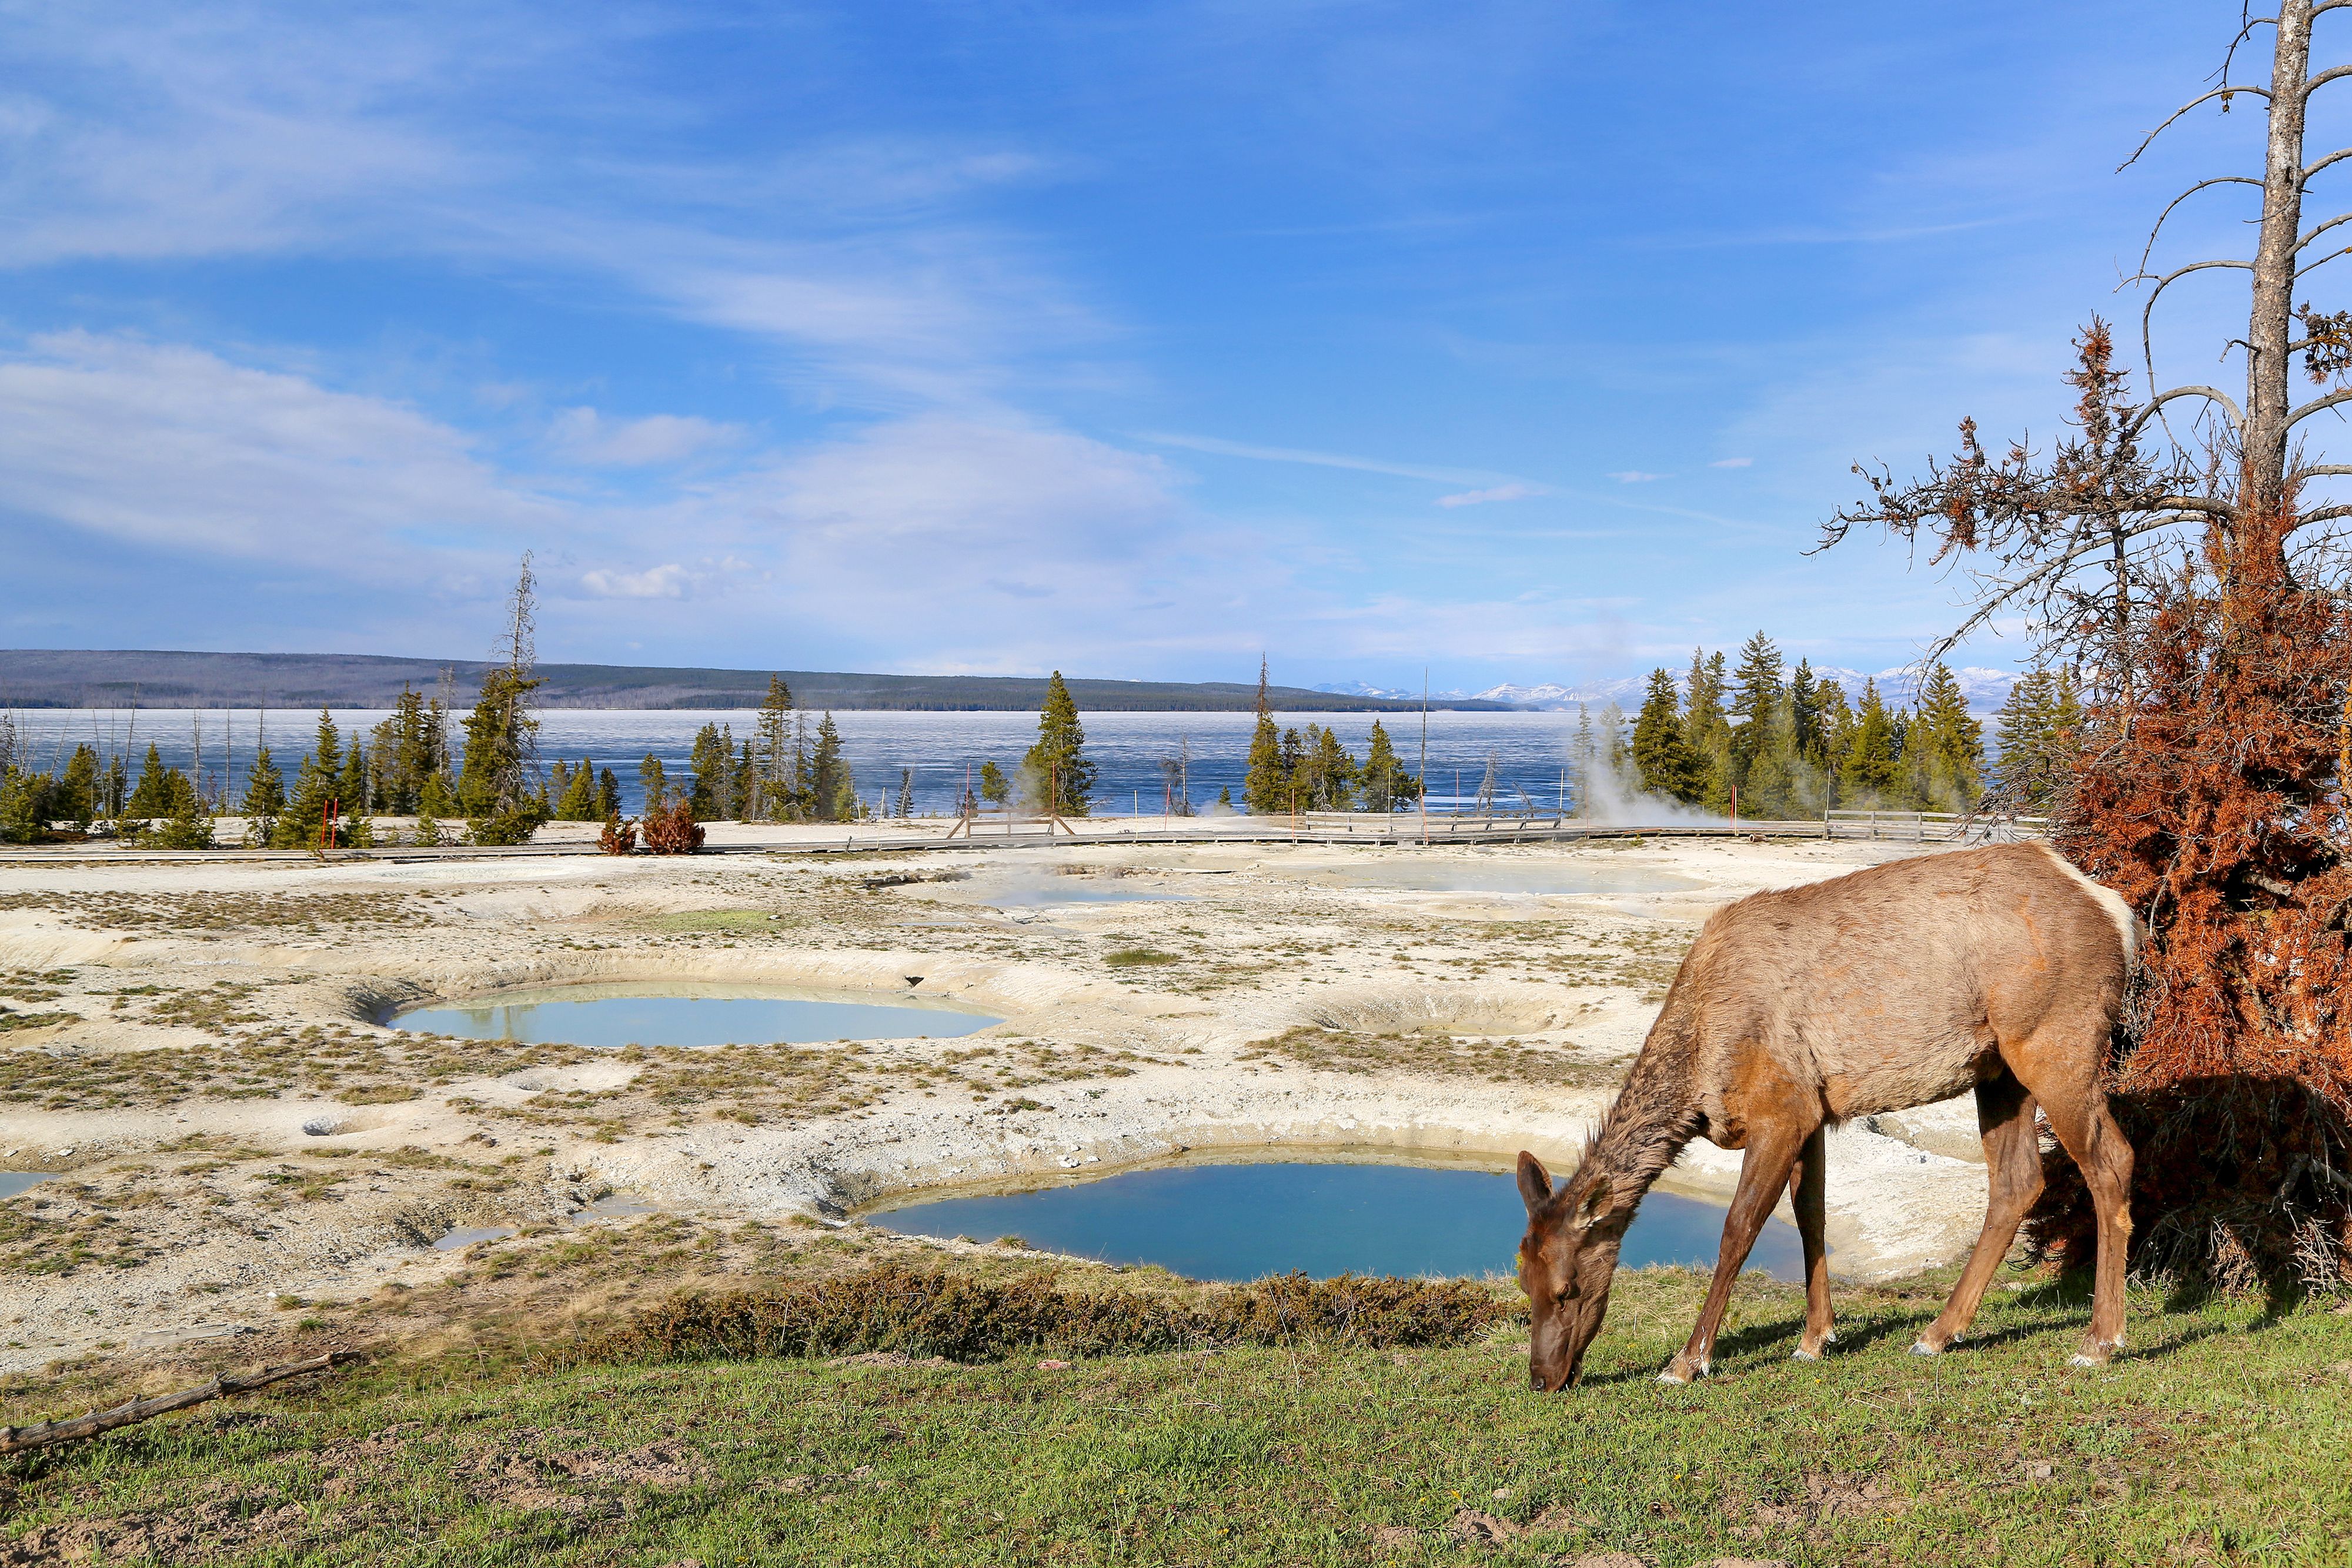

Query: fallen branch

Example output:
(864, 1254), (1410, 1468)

(0, 1350), (360, 1456)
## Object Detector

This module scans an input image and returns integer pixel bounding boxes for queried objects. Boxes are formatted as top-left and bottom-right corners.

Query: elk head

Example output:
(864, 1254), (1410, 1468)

(1515, 1150), (1625, 1392)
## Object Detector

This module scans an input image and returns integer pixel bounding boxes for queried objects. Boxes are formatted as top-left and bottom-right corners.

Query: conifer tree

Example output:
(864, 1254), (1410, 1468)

(414, 771), (452, 847)
(1298, 725), (1358, 811)
(689, 723), (734, 819)
(153, 778), (215, 850)
(1814, 679), (1855, 788)
(979, 760), (1010, 807)
(596, 768), (620, 820)
(1241, 658), (1287, 815)
(1021, 671), (1094, 816)
(1683, 649), (1733, 810)
(1359, 720), (1416, 811)
(338, 742), (370, 815)
(1632, 668), (1703, 802)
(57, 745), (98, 828)
(240, 745), (285, 844)
(554, 757), (599, 821)
(369, 686), (437, 813)
(1840, 679), (1902, 804)
(457, 556), (547, 845)
(0, 767), (48, 844)
(751, 676), (796, 820)
(1569, 704), (1598, 816)
(639, 754), (669, 814)
(273, 707), (346, 848)
(1789, 660), (1823, 763)
(808, 714), (853, 822)
(125, 743), (178, 818)
(1728, 631), (1786, 777)
(1905, 662), (1984, 811)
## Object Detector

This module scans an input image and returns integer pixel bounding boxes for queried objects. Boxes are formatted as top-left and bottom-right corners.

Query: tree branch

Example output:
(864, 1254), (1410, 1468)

(2288, 385), (2352, 426)
(2296, 463), (2352, 474)
(2297, 500), (2352, 523)
(2120, 86), (2276, 172)
(0, 1352), (360, 1455)
(2126, 384), (2249, 438)
(2136, 260), (2256, 387)
(2140, 176), (2263, 272)
(2304, 61), (2352, 102)
(2304, 146), (2352, 182)
(2296, 209), (2352, 251)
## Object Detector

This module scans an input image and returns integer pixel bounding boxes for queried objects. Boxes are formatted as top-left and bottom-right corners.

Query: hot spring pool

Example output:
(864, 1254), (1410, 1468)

(389, 983), (1002, 1048)
(871, 1161), (1803, 1282)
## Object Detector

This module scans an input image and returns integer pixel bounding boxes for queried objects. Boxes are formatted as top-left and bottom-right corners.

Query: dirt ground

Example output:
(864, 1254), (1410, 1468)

(0, 831), (1996, 1391)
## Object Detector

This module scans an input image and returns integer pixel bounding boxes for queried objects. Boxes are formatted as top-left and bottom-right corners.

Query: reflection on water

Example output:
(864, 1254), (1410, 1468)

(433, 1226), (516, 1251)
(391, 985), (1001, 1048)
(971, 878), (1191, 908)
(873, 1161), (1802, 1283)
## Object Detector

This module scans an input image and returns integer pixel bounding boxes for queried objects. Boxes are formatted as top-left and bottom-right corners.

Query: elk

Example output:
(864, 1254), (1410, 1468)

(1516, 840), (2139, 1390)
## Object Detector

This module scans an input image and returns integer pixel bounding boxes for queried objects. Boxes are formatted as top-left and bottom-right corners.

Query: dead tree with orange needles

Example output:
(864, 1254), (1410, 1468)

(1821, 0), (2352, 1292)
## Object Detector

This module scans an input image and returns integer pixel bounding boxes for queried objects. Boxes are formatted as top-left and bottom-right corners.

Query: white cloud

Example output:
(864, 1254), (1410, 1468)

(1708, 456), (1753, 468)
(0, 330), (553, 571)
(1435, 482), (1544, 507)
(1606, 470), (1665, 484)
(579, 563), (693, 599)
(550, 407), (743, 467)
(1136, 430), (1496, 486)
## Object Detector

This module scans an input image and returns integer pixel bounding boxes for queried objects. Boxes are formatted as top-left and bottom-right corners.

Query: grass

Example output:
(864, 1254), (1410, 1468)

(2, 1267), (2344, 1566)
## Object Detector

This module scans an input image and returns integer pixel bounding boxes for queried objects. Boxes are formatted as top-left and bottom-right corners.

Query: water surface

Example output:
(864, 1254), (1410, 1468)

(872, 1161), (1802, 1282)
(392, 984), (1001, 1048)
(0, 1172), (57, 1199)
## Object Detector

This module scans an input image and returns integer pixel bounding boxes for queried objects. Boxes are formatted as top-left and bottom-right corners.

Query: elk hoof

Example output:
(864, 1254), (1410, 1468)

(2068, 1350), (2113, 1369)
(1790, 1348), (1819, 1362)
(1656, 1370), (1686, 1385)
(1909, 1340), (1941, 1357)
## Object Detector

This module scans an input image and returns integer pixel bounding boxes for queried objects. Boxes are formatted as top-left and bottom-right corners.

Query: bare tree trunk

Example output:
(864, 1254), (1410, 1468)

(0, 1352), (358, 1454)
(2248, 0), (2314, 530)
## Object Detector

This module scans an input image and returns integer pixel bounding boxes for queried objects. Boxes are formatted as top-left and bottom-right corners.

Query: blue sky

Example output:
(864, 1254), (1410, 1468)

(0, 1), (2321, 690)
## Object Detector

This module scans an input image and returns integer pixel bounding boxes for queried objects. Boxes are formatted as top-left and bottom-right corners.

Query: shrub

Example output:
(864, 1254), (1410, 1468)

(579, 1261), (1515, 1368)
(467, 804), (546, 847)
(599, 813), (639, 854)
(643, 800), (705, 855)
(1104, 949), (1177, 968)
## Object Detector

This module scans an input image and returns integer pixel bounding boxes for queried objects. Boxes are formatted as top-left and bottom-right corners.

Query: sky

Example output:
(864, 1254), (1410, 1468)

(1, 1), (2337, 691)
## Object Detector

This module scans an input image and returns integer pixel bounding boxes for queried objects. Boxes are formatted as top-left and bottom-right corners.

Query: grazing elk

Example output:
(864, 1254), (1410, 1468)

(1516, 841), (2139, 1390)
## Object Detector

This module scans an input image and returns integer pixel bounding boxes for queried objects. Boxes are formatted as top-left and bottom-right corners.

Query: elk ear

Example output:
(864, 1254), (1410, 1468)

(1516, 1151), (1552, 1212)
(1572, 1182), (1615, 1231)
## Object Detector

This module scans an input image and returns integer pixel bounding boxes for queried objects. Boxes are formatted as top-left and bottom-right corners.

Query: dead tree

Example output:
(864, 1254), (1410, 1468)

(1821, 1), (2352, 1292)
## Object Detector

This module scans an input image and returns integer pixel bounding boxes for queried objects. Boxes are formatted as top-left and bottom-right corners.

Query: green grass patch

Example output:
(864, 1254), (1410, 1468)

(1102, 948), (1178, 968)
(2, 1271), (2344, 1564)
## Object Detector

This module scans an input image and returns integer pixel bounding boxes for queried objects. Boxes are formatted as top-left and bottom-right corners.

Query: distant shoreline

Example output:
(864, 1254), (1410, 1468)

(0, 650), (1514, 714)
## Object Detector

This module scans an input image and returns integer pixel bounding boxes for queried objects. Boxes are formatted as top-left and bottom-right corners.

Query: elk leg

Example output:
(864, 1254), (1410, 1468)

(1788, 1124), (1835, 1360)
(1662, 1120), (1809, 1384)
(2036, 1085), (2136, 1365)
(1915, 1072), (2042, 1355)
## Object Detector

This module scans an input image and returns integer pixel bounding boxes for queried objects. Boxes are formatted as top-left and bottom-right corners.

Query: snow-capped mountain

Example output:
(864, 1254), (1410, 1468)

(1316, 666), (2018, 713)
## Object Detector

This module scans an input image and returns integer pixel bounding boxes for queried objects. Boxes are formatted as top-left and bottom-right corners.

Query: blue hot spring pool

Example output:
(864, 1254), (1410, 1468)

(870, 1161), (1805, 1282)
(389, 984), (1002, 1048)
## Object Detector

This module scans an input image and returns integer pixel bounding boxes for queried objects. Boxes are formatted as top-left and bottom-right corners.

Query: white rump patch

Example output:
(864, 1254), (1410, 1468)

(2034, 841), (2141, 969)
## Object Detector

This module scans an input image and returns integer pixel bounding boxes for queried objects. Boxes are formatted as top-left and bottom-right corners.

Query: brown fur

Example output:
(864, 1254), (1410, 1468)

(1516, 841), (2138, 1390)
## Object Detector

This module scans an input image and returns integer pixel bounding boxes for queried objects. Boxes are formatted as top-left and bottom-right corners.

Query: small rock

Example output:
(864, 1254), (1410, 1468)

(1491, 1486), (1512, 1500)
(1035, 1359), (1071, 1370)
(2029, 1461), (2056, 1480)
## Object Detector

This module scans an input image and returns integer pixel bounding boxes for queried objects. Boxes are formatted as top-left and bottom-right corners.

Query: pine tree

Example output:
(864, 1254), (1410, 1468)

(1840, 679), (1902, 804)
(689, 723), (733, 820)
(1298, 725), (1358, 811)
(639, 754), (669, 814)
(596, 768), (621, 820)
(1021, 671), (1094, 816)
(1789, 660), (1823, 764)
(554, 757), (599, 821)
(1631, 668), (1702, 801)
(980, 760), (1010, 807)
(1571, 704), (1598, 817)
(1907, 662), (1984, 811)
(1360, 720), (1416, 811)
(1242, 658), (1287, 815)
(338, 742), (370, 815)
(272, 708), (344, 848)
(240, 745), (286, 844)
(58, 744), (98, 828)
(752, 675), (796, 820)
(369, 686), (437, 813)
(1728, 631), (1786, 777)
(1815, 679), (1856, 780)
(808, 714), (853, 823)
(414, 771), (452, 847)
(457, 556), (547, 845)
(1683, 649), (1733, 810)
(125, 744), (178, 818)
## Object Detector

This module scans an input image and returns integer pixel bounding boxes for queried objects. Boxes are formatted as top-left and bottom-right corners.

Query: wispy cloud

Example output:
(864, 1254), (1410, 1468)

(1708, 457), (1753, 469)
(579, 563), (693, 599)
(1135, 430), (1501, 487)
(550, 408), (743, 467)
(1606, 470), (1664, 484)
(1435, 482), (1545, 507)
